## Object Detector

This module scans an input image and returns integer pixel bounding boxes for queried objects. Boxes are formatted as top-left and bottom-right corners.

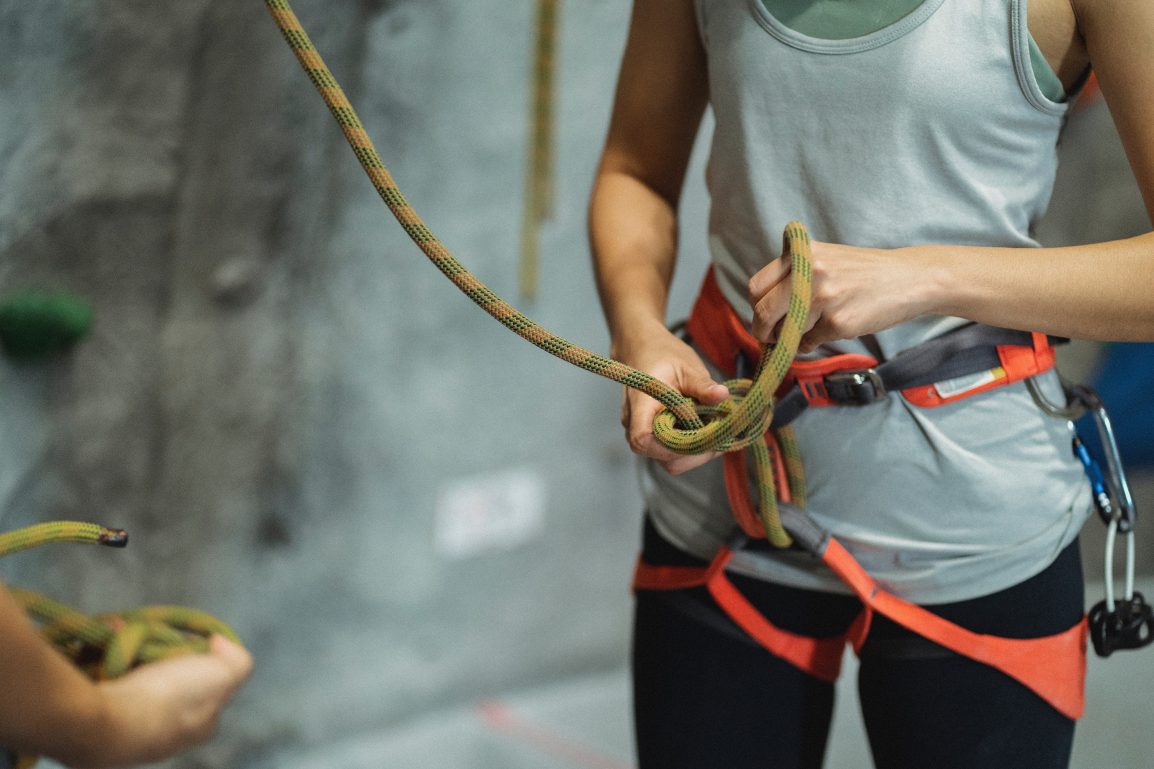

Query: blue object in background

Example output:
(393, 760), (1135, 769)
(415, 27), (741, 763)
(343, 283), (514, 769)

(1090, 343), (1154, 468)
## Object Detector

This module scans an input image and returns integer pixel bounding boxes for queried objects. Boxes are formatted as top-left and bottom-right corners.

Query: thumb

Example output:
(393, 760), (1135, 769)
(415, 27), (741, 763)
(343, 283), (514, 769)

(682, 371), (729, 406)
(207, 635), (254, 681)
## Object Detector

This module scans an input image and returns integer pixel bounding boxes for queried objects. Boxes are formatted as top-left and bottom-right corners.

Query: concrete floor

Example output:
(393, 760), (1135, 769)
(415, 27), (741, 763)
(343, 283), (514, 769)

(242, 577), (1154, 769)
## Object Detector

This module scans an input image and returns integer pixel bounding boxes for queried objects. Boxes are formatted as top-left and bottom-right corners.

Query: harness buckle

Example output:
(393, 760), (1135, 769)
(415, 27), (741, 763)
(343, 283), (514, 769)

(788, 353), (883, 408)
(825, 368), (887, 406)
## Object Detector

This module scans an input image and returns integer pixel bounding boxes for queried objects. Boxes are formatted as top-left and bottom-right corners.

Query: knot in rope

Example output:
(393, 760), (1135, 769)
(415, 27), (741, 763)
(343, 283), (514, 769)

(652, 378), (771, 454)
(651, 221), (813, 458)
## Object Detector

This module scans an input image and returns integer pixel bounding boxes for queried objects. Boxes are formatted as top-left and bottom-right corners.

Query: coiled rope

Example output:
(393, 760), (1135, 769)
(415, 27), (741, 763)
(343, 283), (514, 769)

(264, 0), (812, 546)
(1, 522), (240, 769)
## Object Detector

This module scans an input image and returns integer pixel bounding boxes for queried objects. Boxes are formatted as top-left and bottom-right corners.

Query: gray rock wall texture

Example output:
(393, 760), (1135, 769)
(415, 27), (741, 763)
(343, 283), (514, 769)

(0, 2), (677, 766)
(0, 2), (1148, 768)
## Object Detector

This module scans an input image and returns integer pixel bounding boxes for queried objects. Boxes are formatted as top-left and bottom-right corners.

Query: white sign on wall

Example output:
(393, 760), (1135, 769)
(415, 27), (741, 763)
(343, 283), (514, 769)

(433, 467), (547, 559)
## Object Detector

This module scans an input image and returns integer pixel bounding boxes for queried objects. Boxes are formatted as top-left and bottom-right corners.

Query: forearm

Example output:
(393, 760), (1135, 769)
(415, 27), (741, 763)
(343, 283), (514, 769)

(921, 230), (1154, 341)
(590, 160), (731, 476)
(587, 0), (707, 355)
(589, 167), (681, 353)
(0, 584), (107, 767)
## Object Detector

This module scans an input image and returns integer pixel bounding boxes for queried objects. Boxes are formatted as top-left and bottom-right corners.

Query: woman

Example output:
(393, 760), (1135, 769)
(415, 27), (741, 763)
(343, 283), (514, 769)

(589, 1), (1153, 767)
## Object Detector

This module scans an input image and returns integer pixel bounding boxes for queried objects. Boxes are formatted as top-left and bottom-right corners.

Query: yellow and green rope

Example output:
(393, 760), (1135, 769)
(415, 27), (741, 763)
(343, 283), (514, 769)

(519, 0), (561, 301)
(265, 0), (812, 547)
(1, 522), (240, 769)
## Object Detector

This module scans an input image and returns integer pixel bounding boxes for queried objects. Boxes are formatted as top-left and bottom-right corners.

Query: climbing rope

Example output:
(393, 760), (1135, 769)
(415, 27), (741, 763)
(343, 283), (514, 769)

(264, 0), (812, 546)
(1, 522), (240, 769)
(519, 0), (560, 301)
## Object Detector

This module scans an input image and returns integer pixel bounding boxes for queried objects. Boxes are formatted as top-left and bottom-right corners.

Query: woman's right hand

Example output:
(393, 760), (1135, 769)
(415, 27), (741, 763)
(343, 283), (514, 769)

(615, 324), (731, 476)
(76, 635), (253, 769)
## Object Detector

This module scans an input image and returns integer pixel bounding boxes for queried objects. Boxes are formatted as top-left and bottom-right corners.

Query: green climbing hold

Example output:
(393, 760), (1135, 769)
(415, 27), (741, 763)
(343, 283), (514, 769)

(0, 292), (94, 362)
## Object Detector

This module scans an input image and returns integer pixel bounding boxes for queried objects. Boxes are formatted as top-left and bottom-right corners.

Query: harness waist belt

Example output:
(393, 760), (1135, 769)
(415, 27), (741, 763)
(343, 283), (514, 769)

(684, 267), (1063, 427)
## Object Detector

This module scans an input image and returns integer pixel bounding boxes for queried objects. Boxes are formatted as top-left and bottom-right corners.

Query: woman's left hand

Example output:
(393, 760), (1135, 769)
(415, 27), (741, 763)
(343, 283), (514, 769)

(748, 239), (938, 353)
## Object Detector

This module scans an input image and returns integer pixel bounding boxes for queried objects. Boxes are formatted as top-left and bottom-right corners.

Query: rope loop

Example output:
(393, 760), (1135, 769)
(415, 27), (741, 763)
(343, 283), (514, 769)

(652, 221), (812, 458)
(652, 378), (769, 454)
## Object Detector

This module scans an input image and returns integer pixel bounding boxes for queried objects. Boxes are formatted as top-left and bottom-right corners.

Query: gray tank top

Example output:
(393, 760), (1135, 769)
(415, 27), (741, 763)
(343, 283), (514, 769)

(645, 0), (1091, 603)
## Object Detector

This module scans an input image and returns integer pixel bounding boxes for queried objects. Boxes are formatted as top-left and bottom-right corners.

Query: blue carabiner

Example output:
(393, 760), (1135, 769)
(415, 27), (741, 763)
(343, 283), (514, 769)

(1069, 384), (1137, 533)
(1072, 434), (1115, 525)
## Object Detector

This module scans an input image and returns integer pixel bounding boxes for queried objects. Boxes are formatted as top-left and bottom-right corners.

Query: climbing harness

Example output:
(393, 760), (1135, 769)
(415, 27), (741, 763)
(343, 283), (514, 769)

(685, 267), (1064, 540)
(635, 270), (1092, 719)
(688, 267), (1061, 425)
(634, 509), (1090, 720)
(637, 268), (1152, 718)
(519, 0), (561, 301)
(0, 522), (240, 769)
(265, 0), (1142, 723)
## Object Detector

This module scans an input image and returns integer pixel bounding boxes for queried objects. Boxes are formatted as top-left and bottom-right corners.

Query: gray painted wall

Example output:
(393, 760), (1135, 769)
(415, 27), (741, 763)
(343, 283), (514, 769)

(0, 2), (1148, 767)
(0, 2), (678, 765)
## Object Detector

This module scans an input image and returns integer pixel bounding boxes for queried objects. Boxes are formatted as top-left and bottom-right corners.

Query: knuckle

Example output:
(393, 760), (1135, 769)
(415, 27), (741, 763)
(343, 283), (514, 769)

(823, 315), (848, 339)
(749, 320), (765, 343)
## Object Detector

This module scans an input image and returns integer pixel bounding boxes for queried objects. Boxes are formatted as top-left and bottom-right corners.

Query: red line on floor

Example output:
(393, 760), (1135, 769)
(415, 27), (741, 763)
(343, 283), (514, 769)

(476, 700), (636, 769)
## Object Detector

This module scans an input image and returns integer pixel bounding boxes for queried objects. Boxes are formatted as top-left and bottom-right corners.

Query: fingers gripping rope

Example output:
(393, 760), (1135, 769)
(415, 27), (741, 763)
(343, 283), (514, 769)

(1, 523), (241, 769)
(0, 523), (241, 673)
(265, 0), (812, 546)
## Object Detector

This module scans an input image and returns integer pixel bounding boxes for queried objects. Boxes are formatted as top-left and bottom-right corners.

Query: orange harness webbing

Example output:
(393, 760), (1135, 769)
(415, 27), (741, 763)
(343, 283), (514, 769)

(633, 544), (1088, 719)
(686, 266), (1058, 409)
(633, 548), (850, 682)
(634, 267), (1088, 720)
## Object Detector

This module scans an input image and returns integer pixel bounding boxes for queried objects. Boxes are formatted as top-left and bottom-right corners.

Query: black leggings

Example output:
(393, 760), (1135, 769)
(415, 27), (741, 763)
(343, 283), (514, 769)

(632, 521), (1084, 769)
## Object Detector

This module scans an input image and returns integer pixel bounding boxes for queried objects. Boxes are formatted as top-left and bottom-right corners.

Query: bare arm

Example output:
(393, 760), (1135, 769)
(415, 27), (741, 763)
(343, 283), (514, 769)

(0, 582), (252, 768)
(0, 584), (106, 766)
(589, 0), (728, 474)
(933, 0), (1154, 340)
(750, 0), (1154, 350)
(591, 0), (706, 350)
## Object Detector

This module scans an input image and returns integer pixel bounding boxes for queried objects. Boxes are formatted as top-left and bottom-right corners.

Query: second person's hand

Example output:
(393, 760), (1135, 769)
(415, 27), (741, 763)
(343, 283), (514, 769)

(75, 635), (254, 769)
